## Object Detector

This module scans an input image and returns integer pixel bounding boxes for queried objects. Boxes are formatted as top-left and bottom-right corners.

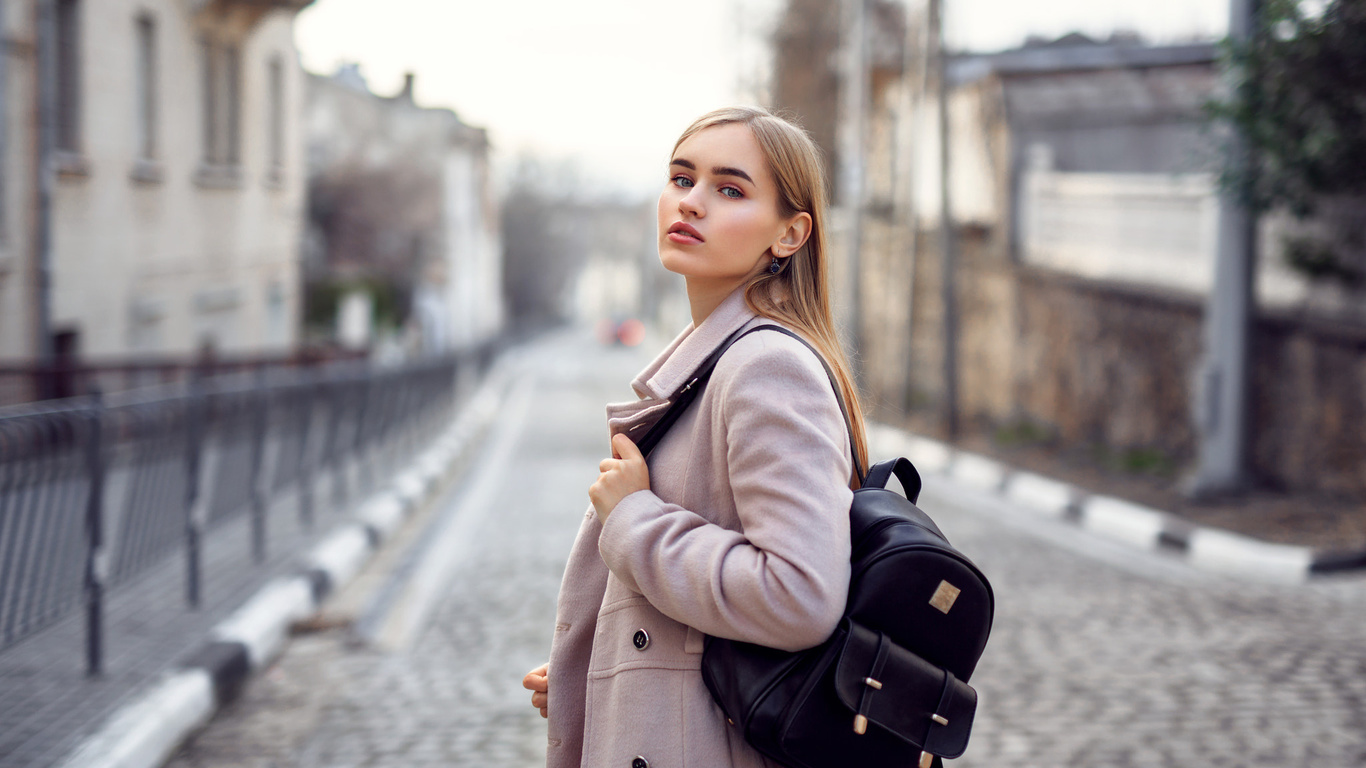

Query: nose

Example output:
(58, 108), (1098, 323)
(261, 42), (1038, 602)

(678, 185), (704, 218)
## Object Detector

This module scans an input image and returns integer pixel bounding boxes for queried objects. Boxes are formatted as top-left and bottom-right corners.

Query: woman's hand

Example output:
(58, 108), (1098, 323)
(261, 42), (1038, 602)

(589, 433), (650, 525)
(523, 662), (549, 718)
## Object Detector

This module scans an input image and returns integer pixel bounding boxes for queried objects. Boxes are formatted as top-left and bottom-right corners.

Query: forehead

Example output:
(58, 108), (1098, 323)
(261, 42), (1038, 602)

(672, 123), (770, 181)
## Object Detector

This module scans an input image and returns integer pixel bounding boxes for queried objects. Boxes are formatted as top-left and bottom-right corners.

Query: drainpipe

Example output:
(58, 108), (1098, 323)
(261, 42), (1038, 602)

(34, 0), (56, 393)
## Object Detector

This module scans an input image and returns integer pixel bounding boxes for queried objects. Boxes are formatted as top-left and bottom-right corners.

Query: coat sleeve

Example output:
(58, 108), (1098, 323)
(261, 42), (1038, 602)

(596, 335), (853, 652)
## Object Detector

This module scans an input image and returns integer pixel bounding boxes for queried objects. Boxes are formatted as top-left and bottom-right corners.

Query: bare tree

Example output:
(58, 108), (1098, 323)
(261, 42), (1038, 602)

(500, 157), (591, 331)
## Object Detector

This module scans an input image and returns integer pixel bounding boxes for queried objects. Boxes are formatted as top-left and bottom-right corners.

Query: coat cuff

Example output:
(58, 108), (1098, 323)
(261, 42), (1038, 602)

(597, 489), (666, 591)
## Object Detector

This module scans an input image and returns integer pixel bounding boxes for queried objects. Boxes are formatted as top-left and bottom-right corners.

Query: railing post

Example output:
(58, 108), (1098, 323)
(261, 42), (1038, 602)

(184, 377), (206, 609)
(249, 370), (267, 564)
(324, 378), (343, 518)
(297, 373), (315, 530)
(83, 388), (105, 677)
(353, 373), (371, 498)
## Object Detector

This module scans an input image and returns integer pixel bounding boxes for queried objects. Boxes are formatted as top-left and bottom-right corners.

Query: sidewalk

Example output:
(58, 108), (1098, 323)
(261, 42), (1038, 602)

(868, 422), (1366, 581)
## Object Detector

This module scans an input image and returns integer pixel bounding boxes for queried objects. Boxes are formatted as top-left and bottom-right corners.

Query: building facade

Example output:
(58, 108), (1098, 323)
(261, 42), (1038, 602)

(305, 66), (503, 355)
(0, 0), (312, 365)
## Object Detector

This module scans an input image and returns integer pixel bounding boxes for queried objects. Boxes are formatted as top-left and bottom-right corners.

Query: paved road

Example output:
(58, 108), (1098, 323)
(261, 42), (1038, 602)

(165, 329), (1366, 768)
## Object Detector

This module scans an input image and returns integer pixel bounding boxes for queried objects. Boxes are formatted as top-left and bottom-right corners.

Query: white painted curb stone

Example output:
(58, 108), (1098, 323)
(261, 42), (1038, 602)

(356, 493), (406, 541)
(416, 453), (445, 481)
(950, 452), (1007, 492)
(306, 525), (372, 591)
(424, 446), (453, 471)
(1004, 471), (1073, 518)
(393, 470), (427, 509)
(56, 670), (214, 768)
(210, 578), (314, 670)
(1082, 496), (1166, 549)
(1188, 528), (1312, 583)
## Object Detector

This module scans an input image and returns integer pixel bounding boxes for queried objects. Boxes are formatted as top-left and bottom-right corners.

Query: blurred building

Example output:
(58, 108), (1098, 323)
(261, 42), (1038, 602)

(772, 3), (1366, 499)
(304, 65), (503, 355)
(0, 0), (312, 363)
(571, 201), (680, 330)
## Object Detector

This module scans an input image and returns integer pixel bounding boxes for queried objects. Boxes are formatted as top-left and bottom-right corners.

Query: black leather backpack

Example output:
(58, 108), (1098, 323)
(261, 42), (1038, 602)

(636, 324), (995, 768)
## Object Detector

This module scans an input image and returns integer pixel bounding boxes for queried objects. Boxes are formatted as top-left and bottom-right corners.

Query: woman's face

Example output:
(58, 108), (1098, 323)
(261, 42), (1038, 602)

(657, 123), (809, 287)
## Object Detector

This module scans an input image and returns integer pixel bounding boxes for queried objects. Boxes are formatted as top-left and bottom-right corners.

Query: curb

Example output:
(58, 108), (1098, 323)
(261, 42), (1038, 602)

(867, 423), (1366, 583)
(54, 361), (511, 768)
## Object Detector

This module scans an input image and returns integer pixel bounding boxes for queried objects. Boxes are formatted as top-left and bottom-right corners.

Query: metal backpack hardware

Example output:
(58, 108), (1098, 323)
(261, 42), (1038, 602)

(635, 324), (995, 768)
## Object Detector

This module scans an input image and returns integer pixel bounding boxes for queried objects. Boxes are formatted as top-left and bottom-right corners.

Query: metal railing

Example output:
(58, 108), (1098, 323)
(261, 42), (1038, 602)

(0, 348), (371, 406)
(0, 348), (490, 674)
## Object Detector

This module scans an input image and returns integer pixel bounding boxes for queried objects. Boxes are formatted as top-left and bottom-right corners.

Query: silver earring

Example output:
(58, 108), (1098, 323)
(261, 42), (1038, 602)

(769, 257), (781, 275)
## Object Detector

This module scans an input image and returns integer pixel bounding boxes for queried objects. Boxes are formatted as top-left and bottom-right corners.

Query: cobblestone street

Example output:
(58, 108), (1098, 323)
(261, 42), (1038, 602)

(165, 330), (1366, 768)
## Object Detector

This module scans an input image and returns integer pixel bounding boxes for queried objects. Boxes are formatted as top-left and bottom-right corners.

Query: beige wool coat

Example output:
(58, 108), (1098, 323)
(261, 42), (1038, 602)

(545, 287), (854, 768)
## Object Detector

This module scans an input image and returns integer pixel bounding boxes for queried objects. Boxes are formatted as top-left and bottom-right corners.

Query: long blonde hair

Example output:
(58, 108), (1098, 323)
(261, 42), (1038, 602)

(673, 106), (869, 484)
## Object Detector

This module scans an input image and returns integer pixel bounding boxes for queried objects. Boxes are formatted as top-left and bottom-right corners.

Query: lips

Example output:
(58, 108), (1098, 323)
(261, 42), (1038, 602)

(667, 221), (704, 243)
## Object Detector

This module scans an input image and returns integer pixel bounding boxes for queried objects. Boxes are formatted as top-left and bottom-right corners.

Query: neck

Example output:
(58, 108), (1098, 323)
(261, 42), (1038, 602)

(685, 276), (747, 327)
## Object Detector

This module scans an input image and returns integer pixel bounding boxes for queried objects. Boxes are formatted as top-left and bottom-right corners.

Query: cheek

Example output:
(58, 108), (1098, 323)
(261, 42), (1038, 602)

(714, 207), (778, 251)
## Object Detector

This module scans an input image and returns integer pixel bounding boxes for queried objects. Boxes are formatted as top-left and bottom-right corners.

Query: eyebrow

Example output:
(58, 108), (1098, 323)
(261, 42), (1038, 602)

(670, 158), (755, 185)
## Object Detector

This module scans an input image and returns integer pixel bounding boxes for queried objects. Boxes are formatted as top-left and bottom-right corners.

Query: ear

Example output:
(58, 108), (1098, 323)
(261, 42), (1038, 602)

(771, 211), (812, 259)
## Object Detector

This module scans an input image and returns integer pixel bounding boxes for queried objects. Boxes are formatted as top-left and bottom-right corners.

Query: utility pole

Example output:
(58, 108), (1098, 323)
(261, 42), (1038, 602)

(1185, 0), (1260, 498)
(35, 0), (57, 394)
(837, 0), (867, 374)
(930, 0), (958, 440)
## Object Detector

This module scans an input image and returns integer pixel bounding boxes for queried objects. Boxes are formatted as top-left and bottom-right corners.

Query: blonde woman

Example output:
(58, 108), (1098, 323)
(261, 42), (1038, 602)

(524, 106), (868, 768)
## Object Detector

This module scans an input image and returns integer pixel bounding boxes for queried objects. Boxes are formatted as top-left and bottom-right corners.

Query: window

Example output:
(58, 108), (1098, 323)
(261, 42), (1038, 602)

(55, 0), (81, 153)
(200, 39), (241, 167)
(134, 15), (156, 161)
(266, 55), (284, 183)
(224, 46), (240, 165)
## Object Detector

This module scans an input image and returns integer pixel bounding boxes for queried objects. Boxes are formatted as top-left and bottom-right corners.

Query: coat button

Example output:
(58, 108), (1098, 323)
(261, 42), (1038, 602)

(632, 629), (650, 651)
(632, 757), (650, 768)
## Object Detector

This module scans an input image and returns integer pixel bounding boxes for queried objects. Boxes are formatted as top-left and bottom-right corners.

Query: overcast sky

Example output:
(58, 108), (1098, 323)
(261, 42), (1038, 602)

(295, 0), (1229, 198)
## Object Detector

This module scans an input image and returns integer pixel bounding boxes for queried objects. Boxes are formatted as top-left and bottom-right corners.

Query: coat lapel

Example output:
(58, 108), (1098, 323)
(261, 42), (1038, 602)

(606, 288), (759, 443)
(636, 288), (758, 401)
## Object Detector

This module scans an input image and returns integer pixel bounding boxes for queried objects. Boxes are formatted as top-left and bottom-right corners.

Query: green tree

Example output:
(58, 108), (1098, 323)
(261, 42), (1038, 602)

(1212, 0), (1366, 215)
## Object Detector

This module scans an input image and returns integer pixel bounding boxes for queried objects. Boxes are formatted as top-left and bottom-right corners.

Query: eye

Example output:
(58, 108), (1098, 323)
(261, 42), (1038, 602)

(720, 186), (743, 200)
(671, 175), (694, 188)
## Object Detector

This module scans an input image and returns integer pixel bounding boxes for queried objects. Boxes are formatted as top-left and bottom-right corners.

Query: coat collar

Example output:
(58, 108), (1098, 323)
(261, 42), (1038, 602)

(630, 286), (758, 401)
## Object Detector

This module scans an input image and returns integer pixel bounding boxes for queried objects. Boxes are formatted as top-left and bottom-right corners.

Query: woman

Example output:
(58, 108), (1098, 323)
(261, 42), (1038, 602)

(523, 106), (869, 768)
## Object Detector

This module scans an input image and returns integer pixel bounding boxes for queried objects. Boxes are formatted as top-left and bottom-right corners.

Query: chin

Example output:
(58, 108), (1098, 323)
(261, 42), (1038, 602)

(658, 246), (694, 277)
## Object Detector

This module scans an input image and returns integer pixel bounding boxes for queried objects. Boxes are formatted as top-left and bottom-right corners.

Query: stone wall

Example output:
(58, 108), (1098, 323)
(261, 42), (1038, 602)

(1253, 313), (1366, 496)
(856, 222), (1366, 499)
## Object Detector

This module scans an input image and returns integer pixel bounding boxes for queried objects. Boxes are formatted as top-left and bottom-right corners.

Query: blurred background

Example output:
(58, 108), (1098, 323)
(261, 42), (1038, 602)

(4, 0), (1363, 507)
(1, 0), (1364, 766)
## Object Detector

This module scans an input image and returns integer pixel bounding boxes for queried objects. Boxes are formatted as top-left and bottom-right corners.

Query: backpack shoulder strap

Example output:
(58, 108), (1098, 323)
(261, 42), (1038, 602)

(635, 323), (864, 483)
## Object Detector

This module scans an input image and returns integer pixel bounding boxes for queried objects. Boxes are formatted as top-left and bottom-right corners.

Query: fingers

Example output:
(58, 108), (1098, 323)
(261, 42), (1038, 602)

(522, 663), (548, 692)
(612, 432), (643, 462)
(525, 663), (550, 717)
(599, 457), (617, 473)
